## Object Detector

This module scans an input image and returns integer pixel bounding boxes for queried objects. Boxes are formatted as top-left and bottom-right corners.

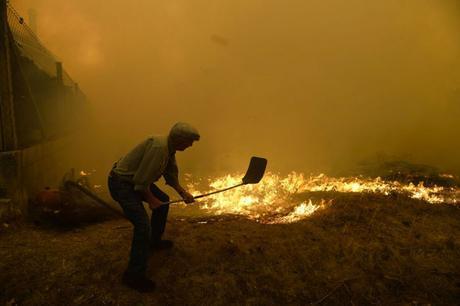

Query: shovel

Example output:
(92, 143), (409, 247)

(165, 156), (267, 205)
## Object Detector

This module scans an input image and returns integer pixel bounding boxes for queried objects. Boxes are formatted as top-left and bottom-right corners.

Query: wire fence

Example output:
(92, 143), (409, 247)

(6, 3), (75, 87)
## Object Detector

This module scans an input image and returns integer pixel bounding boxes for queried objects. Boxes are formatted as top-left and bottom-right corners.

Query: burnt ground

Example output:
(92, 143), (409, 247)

(1, 193), (459, 306)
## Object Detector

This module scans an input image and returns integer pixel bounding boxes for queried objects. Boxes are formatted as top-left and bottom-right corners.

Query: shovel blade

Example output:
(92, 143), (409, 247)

(242, 156), (267, 184)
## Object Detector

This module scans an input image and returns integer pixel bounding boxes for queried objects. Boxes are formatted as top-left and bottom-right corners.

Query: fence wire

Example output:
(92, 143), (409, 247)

(7, 3), (75, 87)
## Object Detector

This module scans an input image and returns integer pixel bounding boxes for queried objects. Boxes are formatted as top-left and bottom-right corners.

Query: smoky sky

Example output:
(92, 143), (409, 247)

(11, 0), (460, 177)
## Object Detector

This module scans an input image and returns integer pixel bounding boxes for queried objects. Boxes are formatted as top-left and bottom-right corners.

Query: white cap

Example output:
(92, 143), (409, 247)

(169, 122), (200, 141)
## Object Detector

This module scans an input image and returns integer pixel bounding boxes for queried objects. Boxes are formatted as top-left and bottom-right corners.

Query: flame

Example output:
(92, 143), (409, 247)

(79, 169), (97, 177)
(267, 199), (330, 224)
(185, 172), (458, 224)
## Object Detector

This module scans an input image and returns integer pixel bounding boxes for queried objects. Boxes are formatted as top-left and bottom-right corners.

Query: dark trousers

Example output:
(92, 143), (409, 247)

(108, 173), (170, 276)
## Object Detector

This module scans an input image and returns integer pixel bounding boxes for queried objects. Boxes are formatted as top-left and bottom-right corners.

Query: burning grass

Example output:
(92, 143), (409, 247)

(1, 192), (459, 305)
(185, 172), (458, 224)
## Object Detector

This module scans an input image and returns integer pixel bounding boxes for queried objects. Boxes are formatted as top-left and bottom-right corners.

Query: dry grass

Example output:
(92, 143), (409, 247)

(1, 193), (459, 305)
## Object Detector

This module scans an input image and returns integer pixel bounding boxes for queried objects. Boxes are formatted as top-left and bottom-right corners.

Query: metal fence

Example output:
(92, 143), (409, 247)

(7, 3), (75, 87)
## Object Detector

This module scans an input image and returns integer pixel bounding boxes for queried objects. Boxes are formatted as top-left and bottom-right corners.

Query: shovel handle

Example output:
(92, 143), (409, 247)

(163, 182), (245, 205)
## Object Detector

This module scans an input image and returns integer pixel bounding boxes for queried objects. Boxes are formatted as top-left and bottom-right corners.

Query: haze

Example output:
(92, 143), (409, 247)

(11, 0), (460, 179)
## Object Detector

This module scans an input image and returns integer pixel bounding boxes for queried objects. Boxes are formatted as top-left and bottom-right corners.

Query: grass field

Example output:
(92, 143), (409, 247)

(1, 193), (459, 305)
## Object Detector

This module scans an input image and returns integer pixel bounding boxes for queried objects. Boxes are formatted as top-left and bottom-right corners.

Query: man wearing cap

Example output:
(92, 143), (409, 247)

(108, 122), (200, 292)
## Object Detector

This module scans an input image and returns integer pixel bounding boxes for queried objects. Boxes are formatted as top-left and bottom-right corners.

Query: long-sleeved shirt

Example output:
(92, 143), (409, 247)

(112, 136), (179, 191)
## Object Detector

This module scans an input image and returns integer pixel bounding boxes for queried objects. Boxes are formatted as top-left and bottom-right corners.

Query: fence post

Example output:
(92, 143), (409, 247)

(56, 61), (63, 84)
(28, 8), (37, 34)
(0, 0), (18, 151)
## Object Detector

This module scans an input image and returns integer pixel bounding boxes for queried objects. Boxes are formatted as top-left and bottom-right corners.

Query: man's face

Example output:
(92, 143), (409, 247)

(174, 138), (195, 151)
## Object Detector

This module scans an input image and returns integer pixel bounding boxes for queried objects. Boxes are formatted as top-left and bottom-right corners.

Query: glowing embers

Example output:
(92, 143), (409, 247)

(186, 172), (458, 224)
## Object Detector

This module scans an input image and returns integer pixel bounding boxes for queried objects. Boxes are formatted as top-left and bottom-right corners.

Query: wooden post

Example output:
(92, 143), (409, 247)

(28, 8), (37, 34)
(0, 0), (18, 151)
(56, 61), (63, 83)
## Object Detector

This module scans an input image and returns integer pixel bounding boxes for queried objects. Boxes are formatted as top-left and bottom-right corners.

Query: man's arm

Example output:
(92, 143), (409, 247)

(169, 182), (195, 204)
(164, 155), (195, 204)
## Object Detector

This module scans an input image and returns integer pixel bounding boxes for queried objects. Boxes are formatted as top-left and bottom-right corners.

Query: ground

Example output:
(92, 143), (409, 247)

(1, 193), (459, 305)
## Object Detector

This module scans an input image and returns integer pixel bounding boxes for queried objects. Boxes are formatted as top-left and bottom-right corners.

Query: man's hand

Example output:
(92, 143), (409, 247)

(143, 187), (163, 210)
(180, 191), (195, 204)
(148, 198), (163, 210)
(171, 183), (195, 204)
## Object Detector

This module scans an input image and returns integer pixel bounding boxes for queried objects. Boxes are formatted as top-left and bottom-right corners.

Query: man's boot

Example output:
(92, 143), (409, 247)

(122, 271), (156, 293)
(150, 239), (174, 251)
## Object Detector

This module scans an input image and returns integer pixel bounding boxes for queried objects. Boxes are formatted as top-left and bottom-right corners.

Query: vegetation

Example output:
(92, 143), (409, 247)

(1, 193), (459, 305)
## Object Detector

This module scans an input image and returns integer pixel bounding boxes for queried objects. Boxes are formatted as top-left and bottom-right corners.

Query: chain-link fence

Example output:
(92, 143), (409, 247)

(7, 3), (75, 87)
(5, 2), (89, 148)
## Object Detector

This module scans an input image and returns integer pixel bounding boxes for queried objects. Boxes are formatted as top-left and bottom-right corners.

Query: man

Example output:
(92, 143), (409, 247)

(108, 122), (199, 292)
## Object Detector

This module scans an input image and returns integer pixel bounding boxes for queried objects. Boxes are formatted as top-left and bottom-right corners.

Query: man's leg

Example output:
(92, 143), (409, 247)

(108, 176), (155, 292)
(122, 199), (151, 275)
(149, 184), (170, 245)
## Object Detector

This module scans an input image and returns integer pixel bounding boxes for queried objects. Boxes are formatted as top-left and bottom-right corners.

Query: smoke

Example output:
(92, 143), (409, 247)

(11, 0), (460, 179)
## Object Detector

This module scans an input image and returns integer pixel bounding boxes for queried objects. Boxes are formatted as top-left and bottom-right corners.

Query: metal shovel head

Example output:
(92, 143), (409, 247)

(242, 156), (267, 184)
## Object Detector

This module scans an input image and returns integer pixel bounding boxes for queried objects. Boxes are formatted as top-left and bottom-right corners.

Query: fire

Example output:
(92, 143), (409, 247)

(185, 172), (458, 224)
(267, 200), (330, 224)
